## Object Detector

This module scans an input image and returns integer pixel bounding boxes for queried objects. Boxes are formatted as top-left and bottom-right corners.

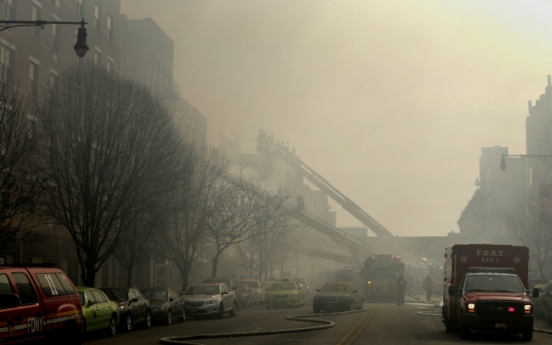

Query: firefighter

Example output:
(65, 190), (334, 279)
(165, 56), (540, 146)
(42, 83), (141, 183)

(423, 274), (434, 302)
(395, 273), (407, 306)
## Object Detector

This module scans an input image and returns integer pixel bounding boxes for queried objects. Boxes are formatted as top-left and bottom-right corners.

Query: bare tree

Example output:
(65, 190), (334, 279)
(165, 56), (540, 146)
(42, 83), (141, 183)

(0, 82), (44, 251)
(207, 172), (297, 278)
(162, 144), (229, 291)
(35, 64), (181, 287)
(233, 239), (260, 278)
(503, 193), (552, 278)
(113, 196), (167, 287)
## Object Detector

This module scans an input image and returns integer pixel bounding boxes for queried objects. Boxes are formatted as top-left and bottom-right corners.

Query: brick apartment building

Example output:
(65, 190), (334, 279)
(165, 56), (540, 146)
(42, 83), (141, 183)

(0, 0), (207, 289)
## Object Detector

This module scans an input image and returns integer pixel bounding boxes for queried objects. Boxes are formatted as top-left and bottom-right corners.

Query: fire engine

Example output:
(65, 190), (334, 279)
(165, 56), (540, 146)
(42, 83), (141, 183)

(442, 244), (539, 341)
(361, 255), (404, 302)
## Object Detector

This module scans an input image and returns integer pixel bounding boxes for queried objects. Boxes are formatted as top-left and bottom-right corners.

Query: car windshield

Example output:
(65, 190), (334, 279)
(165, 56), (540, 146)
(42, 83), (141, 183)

(185, 285), (219, 295)
(269, 283), (295, 291)
(466, 275), (525, 293)
(320, 283), (349, 293)
(204, 279), (229, 287)
(143, 289), (168, 301)
(103, 289), (128, 301)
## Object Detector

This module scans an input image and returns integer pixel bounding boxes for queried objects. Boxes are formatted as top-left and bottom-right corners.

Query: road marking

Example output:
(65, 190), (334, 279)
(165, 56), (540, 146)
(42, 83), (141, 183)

(336, 311), (372, 345)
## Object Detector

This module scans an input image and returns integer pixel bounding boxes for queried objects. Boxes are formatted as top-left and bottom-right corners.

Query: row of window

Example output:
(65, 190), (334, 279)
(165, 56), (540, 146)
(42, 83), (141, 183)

(1, 0), (114, 42)
(1, 41), (114, 97)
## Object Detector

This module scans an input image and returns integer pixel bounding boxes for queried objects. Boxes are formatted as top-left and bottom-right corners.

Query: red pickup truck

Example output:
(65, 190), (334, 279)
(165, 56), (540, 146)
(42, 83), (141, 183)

(442, 244), (539, 341)
(0, 265), (83, 344)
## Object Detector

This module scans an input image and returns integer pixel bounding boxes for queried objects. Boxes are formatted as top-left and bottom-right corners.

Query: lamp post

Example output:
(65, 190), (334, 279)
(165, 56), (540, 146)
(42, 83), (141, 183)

(0, 18), (89, 57)
(500, 154), (552, 171)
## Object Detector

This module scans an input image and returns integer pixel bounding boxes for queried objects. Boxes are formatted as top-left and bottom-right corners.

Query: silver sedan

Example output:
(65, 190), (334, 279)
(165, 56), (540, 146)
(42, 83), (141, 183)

(183, 283), (237, 318)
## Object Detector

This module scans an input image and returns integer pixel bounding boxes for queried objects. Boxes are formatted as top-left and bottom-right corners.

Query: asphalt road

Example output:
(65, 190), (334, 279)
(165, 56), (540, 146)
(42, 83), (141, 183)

(83, 300), (552, 345)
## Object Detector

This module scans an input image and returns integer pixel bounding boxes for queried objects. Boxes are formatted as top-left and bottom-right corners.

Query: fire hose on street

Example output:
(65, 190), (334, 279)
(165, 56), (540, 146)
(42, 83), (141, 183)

(159, 309), (366, 345)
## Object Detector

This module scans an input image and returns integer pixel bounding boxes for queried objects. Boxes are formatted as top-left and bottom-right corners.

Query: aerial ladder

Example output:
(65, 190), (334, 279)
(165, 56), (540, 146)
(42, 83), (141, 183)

(255, 130), (424, 264)
(256, 130), (394, 239)
(220, 171), (380, 264)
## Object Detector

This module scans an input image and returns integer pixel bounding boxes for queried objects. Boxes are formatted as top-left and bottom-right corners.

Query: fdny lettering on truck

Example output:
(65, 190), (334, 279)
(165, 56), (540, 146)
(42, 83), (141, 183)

(476, 250), (505, 257)
(476, 250), (505, 263)
(27, 316), (43, 333)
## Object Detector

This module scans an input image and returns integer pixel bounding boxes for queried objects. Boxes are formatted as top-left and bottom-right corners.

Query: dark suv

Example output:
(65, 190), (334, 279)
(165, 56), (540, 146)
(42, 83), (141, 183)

(102, 287), (151, 332)
(0, 265), (82, 344)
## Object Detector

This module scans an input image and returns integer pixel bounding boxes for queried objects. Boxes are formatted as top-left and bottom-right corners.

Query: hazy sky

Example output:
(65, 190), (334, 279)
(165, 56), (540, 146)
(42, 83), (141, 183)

(121, 0), (552, 237)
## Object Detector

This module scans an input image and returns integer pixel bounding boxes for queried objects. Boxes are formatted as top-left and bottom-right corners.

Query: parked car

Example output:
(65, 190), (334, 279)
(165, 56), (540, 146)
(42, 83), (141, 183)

(544, 294), (552, 325)
(238, 278), (265, 305)
(236, 283), (255, 309)
(203, 276), (238, 291)
(265, 279), (305, 308)
(0, 265), (83, 345)
(77, 286), (120, 337)
(535, 280), (552, 317)
(102, 287), (151, 332)
(142, 287), (185, 325)
(183, 283), (238, 318)
(312, 281), (364, 313)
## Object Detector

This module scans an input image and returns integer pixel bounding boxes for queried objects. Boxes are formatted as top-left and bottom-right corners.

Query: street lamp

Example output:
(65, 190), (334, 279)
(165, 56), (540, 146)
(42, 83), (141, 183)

(500, 154), (552, 171)
(0, 18), (89, 57)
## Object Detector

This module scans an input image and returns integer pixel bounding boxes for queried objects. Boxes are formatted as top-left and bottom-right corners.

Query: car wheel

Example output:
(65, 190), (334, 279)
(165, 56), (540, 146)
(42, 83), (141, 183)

(229, 301), (237, 317)
(124, 313), (133, 332)
(180, 308), (186, 322)
(217, 303), (224, 319)
(144, 311), (152, 329)
(108, 315), (117, 337)
(522, 328), (533, 341)
(358, 299), (364, 310)
(545, 306), (552, 325)
(266, 305), (272, 309)
(166, 309), (172, 325)
(459, 318), (470, 339)
(347, 300), (354, 311)
(82, 319), (87, 333)
(444, 318), (454, 333)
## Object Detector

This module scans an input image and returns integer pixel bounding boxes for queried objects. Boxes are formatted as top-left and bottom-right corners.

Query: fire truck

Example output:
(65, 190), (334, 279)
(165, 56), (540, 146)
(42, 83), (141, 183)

(442, 244), (539, 341)
(361, 255), (405, 302)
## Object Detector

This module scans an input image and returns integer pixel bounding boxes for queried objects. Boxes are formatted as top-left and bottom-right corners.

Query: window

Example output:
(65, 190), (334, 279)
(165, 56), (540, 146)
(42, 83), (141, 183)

(106, 57), (113, 72)
(107, 15), (112, 40)
(37, 273), (67, 297)
(52, 22), (59, 51)
(31, 4), (40, 39)
(0, 44), (14, 84)
(90, 290), (106, 303)
(0, 274), (13, 296)
(94, 4), (100, 30)
(50, 70), (58, 90)
(75, 0), (84, 17)
(3, 0), (16, 20)
(93, 47), (101, 65)
(12, 272), (38, 304)
(29, 61), (38, 97)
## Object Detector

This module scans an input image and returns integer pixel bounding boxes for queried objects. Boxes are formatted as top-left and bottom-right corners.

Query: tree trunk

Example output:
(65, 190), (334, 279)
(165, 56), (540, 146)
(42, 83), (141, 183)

(83, 260), (97, 287)
(179, 260), (192, 292)
(211, 252), (221, 278)
(126, 265), (133, 288)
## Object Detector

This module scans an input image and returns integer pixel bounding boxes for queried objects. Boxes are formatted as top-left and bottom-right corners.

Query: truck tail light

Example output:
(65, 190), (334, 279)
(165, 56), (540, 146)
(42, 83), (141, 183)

(524, 305), (531, 314)
(468, 303), (475, 312)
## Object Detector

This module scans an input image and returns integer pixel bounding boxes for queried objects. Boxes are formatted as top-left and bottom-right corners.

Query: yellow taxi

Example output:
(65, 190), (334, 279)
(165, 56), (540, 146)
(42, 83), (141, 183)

(265, 279), (304, 308)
